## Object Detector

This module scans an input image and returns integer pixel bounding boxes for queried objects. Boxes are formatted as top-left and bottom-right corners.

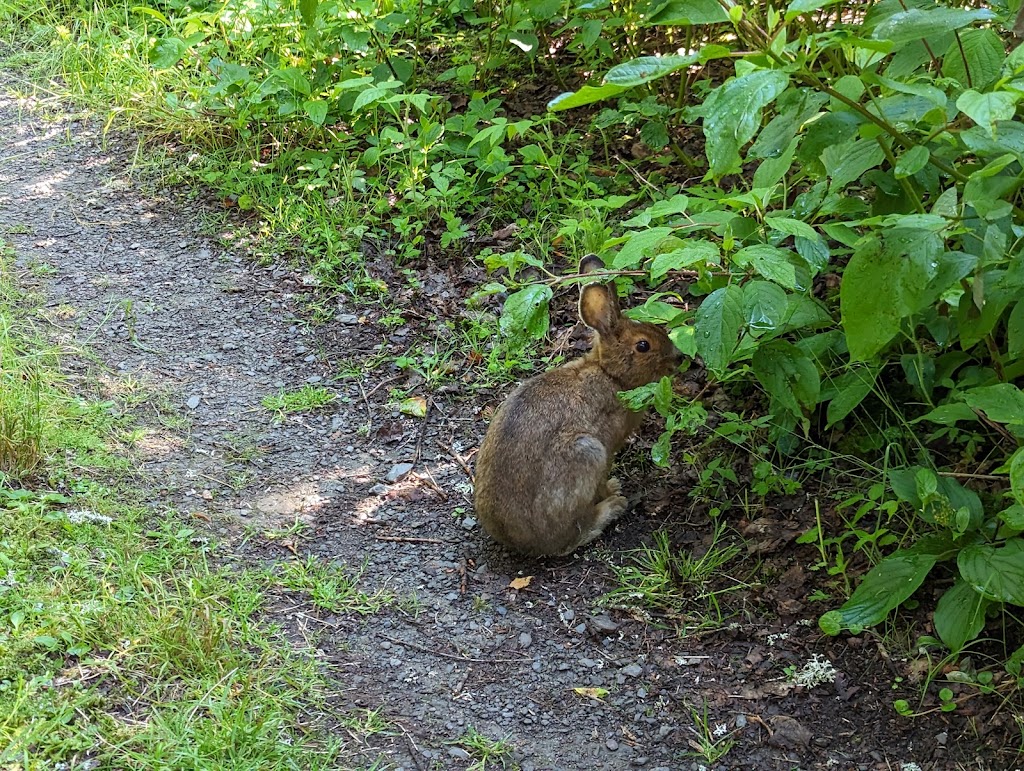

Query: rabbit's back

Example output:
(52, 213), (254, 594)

(474, 363), (637, 555)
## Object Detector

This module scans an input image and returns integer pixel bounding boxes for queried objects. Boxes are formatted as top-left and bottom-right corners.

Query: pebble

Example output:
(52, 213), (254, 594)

(186, 395), (201, 409)
(590, 614), (618, 632)
(461, 517), (477, 530)
(621, 663), (643, 678)
(385, 462), (414, 483)
(337, 313), (359, 324)
(518, 632), (532, 648)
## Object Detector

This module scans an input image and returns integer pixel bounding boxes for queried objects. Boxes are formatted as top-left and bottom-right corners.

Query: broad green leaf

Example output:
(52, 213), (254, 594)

(703, 70), (790, 178)
(822, 138), (886, 189)
(959, 540), (1024, 605)
(825, 548), (939, 633)
(610, 227), (675, 269)
(499, 285), (553, 348)
(795, 235), (830, 274)
(942, 29), (1005, 90)
(351, 85), (389, 112)
(742, 281), (788, 335)
(895, 145), (929, 179)
(872, 7), (996, 45)
(732, 244), (799, 289)
(303, 99), (328, 126)
(785, 0), (843, 18)
(1001, 504), (1024, 531)
(622, 194), (690, 227)
(298, 0), (319, 26)
(604, 54), (699, 87)
(150, 37), (187, 69)
(934, 579), (989, 652)
(825, 367), (879, 426)
(915, 403), (977, 426)
(132, 5), (172, 24)
(1008, 301), (1024, 358)
(764, 216), (817, 240)
(752, 340), (820, 415)
(779, 294), (832, 334)
(1011, 447), (1024, 507)
(957, 90), (1020, 136)
(963, 383), (1024, 424)
(695, 285), (743, 375)
(643, 0), (729, 25)
(669, 325), (697, 357)
(547, 83), (628, 111)
(273, 67), (312, 95)
(752, 137), (798, 189)
(650, 240), (719, 280)
(840, 240), (904, 360)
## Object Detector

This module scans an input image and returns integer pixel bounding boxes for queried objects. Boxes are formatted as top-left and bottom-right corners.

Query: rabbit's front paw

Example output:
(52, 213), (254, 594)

(604, 476), (622, 496)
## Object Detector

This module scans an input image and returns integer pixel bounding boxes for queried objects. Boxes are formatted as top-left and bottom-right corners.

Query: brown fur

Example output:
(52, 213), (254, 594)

(473, 256), (683, 557)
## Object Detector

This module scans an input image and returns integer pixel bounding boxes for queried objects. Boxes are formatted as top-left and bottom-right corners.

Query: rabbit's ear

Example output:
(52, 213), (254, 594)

(579, 283), (620, 334)
(579, 254), (605, 275)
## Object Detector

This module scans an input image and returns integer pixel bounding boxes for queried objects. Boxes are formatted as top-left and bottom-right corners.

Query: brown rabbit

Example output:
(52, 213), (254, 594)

(474, 255), (683, 557)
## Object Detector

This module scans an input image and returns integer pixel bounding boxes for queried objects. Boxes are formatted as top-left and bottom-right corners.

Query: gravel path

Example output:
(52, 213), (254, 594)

(0, 78), (1005, 771)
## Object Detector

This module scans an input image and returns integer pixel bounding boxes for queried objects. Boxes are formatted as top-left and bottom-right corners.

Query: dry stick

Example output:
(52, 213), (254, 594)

(440, 442), (475, 483)
(374, 535), (451, 544)
(363, 374), (403, 399)
(412, 398), (431, 467)
(378, 633), (530, 665)
(937, 471), (1005, 481)
(357, 381), (373, 434)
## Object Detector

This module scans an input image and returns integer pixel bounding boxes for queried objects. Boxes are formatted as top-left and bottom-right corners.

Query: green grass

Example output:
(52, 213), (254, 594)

(261, 384), (336, 418)
(450, 727), (518, 771)
(601, 524), (746, 628)
(0, 247), (50, 480)
(0, 247), (377, 769)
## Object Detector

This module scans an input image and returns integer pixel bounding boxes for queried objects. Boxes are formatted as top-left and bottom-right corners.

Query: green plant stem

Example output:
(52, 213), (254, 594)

(875, 136), (926, 214)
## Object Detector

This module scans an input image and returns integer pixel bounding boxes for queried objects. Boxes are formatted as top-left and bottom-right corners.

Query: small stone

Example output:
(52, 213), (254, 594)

(186, 395), (201, 409)
(580, 658), (598, 669)
(462, 517), (477, 531)
(735, 714), (747, 728)
(518, 632), (532, 649)
(621, 663), (643, 678)
(337, 313), (359, 324)
(369, 483), (388, 495)
(935, 731), (947, 746)
(606, 739), (619, 751)
(590, 614), (618, 632)
(385, 462), (414, 483)
(447, 747), (470, 760)
(768, 715), (811, 748)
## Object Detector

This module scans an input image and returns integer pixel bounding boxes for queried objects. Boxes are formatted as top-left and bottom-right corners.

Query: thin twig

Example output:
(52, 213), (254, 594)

(937, 471), (1004, 481)
(440, 442), (475, 483)
(378, 633), (530, 665)
(375, 535), (450, 544)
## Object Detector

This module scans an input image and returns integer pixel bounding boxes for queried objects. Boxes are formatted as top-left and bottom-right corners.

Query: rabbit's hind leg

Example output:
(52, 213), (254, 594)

(559, 492), (628, 555)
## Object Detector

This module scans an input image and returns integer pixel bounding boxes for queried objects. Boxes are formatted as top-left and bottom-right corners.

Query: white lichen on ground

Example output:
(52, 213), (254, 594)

(788, 653), (838, 688)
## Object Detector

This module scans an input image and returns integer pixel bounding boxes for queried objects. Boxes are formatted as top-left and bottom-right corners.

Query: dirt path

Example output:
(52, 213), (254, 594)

(0, 81), (1010, 771)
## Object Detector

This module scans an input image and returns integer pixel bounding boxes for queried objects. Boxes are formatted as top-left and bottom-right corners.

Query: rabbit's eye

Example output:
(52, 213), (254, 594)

(635, 340), (651, 353)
